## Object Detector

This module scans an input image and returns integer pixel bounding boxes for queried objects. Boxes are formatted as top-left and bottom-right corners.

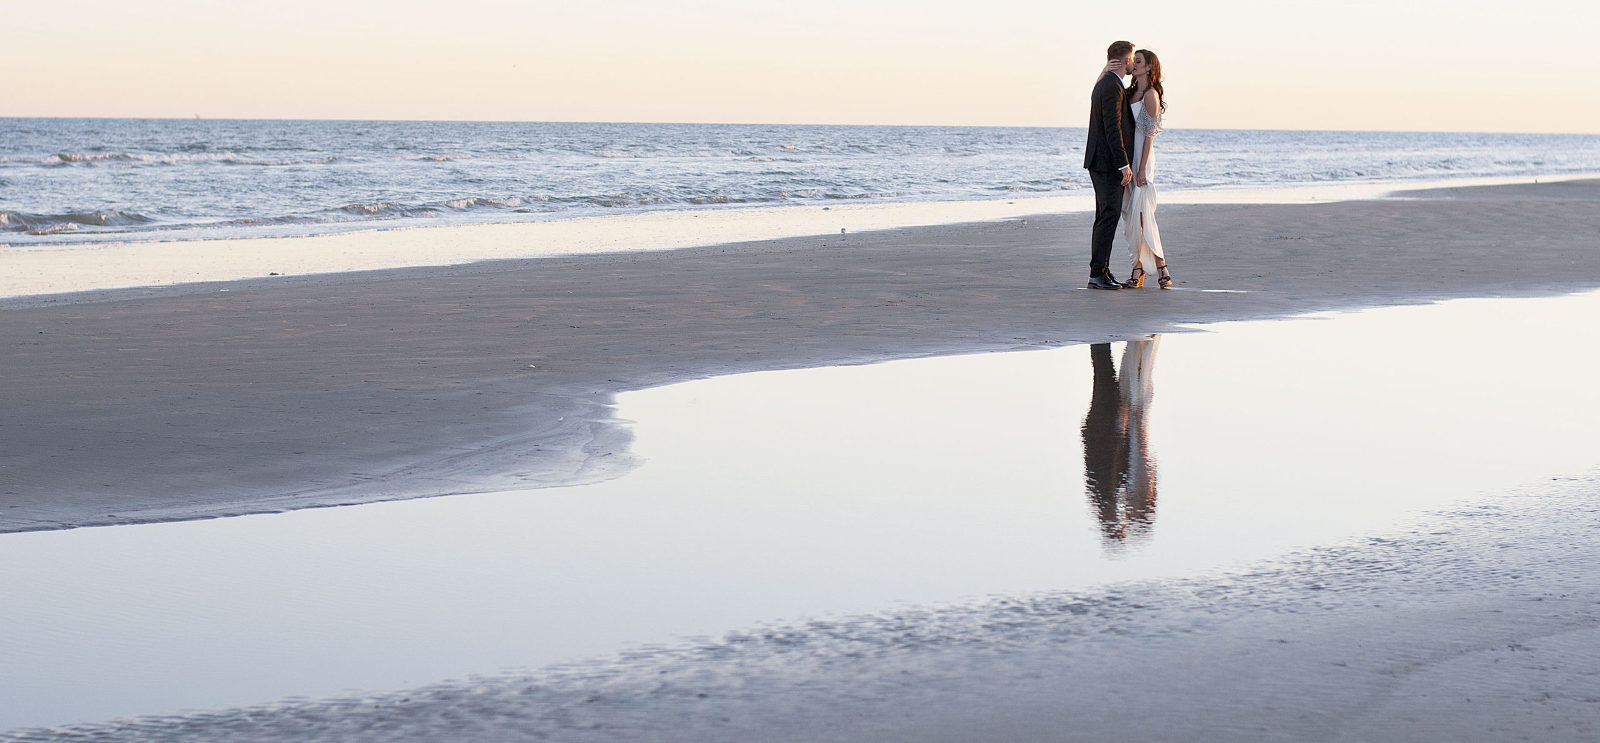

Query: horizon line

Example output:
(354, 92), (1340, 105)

(3, 115), (1598, 138)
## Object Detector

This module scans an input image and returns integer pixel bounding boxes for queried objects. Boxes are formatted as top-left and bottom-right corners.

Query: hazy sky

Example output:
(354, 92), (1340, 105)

(7, 0), (1598, 132)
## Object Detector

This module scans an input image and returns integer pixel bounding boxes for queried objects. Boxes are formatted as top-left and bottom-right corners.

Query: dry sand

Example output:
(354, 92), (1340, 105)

(5, 179), (1600, 533)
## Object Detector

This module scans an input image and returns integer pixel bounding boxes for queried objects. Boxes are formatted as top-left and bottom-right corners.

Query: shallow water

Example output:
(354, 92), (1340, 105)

(3, 290), (1600, 732)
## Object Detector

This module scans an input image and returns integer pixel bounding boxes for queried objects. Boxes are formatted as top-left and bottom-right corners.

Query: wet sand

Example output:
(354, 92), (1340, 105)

(4, 180), (1600, 742)
(4, 178), (1600, 532)
(8, 475), (1589, 742)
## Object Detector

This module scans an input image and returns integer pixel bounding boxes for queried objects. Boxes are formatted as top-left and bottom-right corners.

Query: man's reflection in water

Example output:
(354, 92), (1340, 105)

(1081, 336), (1161, 549)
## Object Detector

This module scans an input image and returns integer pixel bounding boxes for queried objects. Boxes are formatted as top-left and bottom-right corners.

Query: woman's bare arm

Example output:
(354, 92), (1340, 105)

(1136, 90), (1160, 187)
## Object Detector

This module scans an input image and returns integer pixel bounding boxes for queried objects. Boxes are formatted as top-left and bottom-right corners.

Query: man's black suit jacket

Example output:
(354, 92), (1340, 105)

(1083, 71), (1134, 172)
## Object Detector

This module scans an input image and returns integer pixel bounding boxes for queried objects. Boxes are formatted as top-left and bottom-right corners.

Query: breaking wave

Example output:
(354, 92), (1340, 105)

(0, 209), (154, 235)
(1, 151), (350, 167)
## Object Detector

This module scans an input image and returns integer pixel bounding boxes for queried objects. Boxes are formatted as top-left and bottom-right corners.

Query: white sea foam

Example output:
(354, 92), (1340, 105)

(46, 151), (244, 165)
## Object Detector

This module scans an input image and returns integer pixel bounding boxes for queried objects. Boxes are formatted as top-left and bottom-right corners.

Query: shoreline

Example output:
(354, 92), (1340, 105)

(4, 178), (1600, 533)
(5, 172), (1597, 301)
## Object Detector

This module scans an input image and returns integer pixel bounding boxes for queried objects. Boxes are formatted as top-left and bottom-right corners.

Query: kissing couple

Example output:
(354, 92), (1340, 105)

(1084, 40), (1171, 290)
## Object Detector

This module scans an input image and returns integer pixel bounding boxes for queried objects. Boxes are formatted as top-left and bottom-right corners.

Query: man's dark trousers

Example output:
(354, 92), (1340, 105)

(1088, 169), (1123, 279)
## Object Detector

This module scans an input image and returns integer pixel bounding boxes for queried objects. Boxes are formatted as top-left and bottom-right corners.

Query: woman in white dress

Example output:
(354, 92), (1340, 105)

(1119, 49), (1172, 289)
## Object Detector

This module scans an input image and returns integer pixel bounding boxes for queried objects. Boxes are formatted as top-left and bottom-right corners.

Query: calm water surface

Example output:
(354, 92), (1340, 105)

(3, 291), (1599, 731)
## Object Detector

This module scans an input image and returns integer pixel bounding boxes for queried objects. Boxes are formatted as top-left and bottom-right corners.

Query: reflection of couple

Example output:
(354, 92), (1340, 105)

(1085, 40), (1171, 291)
(1081, 336), (1160, 546)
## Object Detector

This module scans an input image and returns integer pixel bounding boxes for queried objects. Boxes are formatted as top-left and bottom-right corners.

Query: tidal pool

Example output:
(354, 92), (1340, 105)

(3, 290), (1599, 732)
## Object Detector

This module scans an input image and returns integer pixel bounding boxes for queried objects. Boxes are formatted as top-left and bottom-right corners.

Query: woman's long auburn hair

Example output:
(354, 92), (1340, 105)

(1135, 49), (1167, 114)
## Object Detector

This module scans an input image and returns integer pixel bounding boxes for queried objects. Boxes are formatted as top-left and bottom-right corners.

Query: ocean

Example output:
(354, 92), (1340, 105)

(4, 118), (1600, 246)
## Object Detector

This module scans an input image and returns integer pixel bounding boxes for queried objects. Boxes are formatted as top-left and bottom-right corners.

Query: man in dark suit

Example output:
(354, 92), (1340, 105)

(1081, 342), (1131, 540)
(1083, 40), (1137, 290)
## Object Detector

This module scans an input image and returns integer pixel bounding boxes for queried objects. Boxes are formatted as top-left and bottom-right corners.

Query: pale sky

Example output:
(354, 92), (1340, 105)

(6, 0), (1598, 132)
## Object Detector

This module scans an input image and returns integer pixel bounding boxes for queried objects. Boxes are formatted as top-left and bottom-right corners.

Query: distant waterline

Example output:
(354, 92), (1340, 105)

(4, 118), (1600, 245)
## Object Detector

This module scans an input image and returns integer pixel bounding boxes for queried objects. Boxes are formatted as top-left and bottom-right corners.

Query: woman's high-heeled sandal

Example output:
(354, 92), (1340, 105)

(1122, 266), (1145, 289)
(1157, 265), (1172, 289)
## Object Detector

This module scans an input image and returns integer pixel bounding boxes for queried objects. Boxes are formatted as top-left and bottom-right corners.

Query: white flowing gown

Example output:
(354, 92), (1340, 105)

(1120, 99), (1165, 269)
(1119, 335), (1160, 513)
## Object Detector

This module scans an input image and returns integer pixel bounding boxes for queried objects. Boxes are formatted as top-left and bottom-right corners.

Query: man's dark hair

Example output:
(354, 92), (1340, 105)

(1107, 41), (1134, 60)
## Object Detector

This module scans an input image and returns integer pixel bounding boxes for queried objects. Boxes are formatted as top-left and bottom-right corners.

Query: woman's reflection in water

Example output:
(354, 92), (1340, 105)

(1081, 335), (1161, 550)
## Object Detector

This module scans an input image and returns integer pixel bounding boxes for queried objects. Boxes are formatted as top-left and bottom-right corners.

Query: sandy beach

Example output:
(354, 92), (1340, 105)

(5, 178), (1600, 533)
(4, 178), (1600, 740)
